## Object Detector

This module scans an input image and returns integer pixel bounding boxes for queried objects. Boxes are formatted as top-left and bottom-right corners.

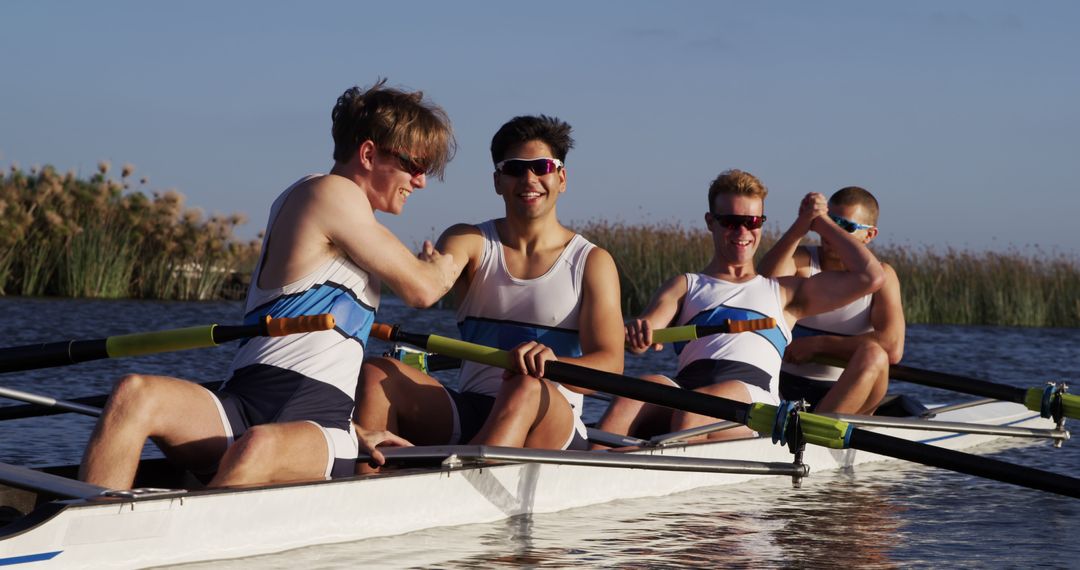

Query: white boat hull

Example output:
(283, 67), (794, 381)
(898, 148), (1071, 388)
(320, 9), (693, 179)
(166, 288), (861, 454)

(0, 401), (1058, 568)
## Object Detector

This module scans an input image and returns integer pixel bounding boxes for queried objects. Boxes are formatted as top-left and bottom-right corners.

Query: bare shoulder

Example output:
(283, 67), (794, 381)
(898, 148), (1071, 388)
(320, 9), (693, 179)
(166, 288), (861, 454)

(439, 222), (484, 240)
(303, 175), (373, 211)
(881, 261), (899, 280)
(584, 246), (618, 274)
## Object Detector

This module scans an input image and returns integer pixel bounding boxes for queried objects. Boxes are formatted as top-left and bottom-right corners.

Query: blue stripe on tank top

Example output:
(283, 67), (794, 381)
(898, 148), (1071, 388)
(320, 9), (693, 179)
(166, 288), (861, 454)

(244, 282), (376, 346)
(674, 305), (788, 358)
(458, 316), (583, 357)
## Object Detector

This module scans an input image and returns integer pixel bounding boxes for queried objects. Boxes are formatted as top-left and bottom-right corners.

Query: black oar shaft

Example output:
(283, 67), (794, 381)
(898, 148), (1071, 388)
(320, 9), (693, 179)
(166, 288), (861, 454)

(547, 361), (753, 424)
(850, 429), (1080, 499)
(0, 340), (109, 374)
(890, 364), (1026, 402)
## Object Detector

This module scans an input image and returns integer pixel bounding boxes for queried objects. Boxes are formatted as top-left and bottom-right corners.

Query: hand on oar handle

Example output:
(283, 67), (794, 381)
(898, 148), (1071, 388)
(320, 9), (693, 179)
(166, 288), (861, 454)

(265, 314), (336, 336)
(643, 318), (778, 347)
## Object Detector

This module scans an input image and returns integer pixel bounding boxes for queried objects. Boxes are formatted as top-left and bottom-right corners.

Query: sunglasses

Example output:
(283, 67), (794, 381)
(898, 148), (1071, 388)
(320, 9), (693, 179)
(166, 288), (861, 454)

(387, 150), (426, 177)
(711, 213), (767, 230)
(495, 157), (564, 177)
(828, 213), (874, 233)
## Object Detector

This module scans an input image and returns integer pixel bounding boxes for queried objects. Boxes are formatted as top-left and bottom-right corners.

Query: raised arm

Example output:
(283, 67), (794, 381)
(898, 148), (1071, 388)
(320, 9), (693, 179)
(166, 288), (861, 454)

(758, 192), (827, 278)
(317, 179), (458, 308)
(625, 274), (689, 354)
(782, 215), (885, 322)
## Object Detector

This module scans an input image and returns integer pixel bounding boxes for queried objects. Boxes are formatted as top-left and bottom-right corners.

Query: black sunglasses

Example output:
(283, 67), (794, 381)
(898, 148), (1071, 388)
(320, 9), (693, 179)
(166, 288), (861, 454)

(385, 149), (425, 177)
(495, 157), (564, 177)
(711, 213), (767, 230)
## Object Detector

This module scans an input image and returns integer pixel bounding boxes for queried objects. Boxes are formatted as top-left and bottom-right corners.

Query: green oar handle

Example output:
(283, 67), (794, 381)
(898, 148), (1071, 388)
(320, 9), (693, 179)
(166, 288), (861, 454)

(107, 314), (336, 358)
(645, 318), (778, 345)
(0, 314), (336, 374)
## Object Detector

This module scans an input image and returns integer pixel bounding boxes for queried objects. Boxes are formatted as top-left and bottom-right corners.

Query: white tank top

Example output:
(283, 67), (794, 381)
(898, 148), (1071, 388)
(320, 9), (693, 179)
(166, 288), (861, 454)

(455, 220), (594, 413)
(227, 175), (381, 399)
(782, 246), (872, 382)
(674, 274), (791, 398)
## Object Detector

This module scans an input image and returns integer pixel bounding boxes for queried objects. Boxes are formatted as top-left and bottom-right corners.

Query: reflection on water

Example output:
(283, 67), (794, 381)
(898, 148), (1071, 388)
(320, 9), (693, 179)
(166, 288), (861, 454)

(2, 297), (1079, 568)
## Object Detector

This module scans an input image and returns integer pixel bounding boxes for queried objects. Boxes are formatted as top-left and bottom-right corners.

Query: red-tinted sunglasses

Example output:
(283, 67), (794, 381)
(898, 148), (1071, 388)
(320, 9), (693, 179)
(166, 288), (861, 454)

(711, 213), (767, 230)
(495, 157), (563, 177)
(385, 149), (425, 177)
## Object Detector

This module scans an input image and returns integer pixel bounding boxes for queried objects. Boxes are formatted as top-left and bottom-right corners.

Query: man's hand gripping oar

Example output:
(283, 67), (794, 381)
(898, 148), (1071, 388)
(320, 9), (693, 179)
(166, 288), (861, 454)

(373, 322), (1080, 499)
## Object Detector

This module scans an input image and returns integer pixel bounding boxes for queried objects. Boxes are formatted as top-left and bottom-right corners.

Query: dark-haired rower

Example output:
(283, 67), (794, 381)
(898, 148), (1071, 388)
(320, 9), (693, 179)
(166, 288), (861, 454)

(355, 115), (623, 468)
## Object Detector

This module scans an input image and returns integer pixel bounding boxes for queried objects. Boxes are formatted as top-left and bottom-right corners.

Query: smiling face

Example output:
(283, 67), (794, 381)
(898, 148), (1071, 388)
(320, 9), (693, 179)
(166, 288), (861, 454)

(369, 146), (427, 215)
(707, 193), (764, 266)
(493, 139), (566, 221)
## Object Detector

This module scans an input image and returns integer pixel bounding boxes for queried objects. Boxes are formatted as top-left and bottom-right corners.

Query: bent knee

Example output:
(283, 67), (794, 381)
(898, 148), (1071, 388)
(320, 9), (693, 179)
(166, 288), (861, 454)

(856, 341), (890, 372)
(108, 374), (162, 413)
(231, 425), (283, 459)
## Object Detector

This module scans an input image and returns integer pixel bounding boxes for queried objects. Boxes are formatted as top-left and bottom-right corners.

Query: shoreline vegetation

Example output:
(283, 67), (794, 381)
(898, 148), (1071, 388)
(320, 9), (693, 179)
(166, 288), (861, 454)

(2, 165), (1077, 328)
(1, 163), (259, 301)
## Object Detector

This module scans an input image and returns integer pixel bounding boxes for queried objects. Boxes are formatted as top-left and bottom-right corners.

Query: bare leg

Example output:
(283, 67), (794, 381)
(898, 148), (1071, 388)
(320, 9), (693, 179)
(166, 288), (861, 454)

(470, 375), (576, 450)
(816, 340), (890, 415)
(670, 380), (756, 442)
(80, 374), (227, 489)
(354, 357), (455, 474)
(209, 421), (330, 487)
(591, 374), (676, 449)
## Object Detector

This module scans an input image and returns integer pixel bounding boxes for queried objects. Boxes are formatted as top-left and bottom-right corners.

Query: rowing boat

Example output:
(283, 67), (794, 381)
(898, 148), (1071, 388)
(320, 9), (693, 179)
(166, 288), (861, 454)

(0, 398), (1061, 568)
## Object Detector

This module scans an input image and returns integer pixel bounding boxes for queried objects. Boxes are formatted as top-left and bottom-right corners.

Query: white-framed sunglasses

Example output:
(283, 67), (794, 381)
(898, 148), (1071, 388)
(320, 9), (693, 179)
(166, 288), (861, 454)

(494, 157), (563, 177)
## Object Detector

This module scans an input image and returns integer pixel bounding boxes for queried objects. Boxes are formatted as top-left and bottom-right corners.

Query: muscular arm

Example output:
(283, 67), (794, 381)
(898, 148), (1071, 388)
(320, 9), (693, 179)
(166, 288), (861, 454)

(434, 223), (484, 301)
(782, 216), (885, 322)
(625, 274), (689, 354)
(315, 178), (458, 308)
(759, 192), (826, 278)
(558, 248), (625, 393)
(788, 264), (905, 364)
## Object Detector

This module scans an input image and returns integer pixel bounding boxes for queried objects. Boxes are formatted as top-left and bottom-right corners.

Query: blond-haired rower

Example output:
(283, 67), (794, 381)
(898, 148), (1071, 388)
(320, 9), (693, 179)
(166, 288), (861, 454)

(80, 80), (458, 489)
(596, 171), (885, 442)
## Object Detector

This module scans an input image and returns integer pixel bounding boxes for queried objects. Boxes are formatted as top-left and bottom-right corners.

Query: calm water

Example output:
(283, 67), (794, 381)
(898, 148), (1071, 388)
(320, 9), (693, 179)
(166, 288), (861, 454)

(2, 297), (1078, 568)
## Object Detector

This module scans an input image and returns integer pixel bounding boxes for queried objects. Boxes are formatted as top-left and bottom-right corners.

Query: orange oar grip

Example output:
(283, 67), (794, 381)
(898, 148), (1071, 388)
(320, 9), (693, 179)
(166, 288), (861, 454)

(265, 314), (336, 336)
(370, 323), (396, 341)
(726, 317), (776, 333)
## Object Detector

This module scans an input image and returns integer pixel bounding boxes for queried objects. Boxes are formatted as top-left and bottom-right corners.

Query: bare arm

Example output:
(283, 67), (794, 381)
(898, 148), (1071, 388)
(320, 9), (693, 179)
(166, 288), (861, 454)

(316, 179), (458, 308)
(434, 223), (484, 299)
(625, 274), (689, 354)
(758, 192), (826, 278)
(782, 215), (886, 322)
(784, 264), (905, 364)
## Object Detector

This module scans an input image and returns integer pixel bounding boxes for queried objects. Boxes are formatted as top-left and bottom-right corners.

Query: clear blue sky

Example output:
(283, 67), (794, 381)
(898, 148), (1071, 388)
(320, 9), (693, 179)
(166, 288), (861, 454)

(3, 1), (1078, 254)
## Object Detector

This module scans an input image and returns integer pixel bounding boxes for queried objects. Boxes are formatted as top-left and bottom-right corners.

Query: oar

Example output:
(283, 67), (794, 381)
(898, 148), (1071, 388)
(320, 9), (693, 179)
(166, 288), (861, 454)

(652, 326), (1079, 422)
(372, 323), (1080, 499)
(0, 314), (336, 374)
(647, 318), (777, 345)
(804, 355), (1078, 422)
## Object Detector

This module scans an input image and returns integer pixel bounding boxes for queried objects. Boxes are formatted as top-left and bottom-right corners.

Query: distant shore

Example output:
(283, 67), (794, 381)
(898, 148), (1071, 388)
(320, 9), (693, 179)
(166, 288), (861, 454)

(3, 165), (1077, 327)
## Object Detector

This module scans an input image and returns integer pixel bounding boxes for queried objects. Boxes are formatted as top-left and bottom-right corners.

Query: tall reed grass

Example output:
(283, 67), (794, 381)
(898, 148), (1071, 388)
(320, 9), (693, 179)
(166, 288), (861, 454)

(0, 163), (259, 300)
(573, 221), (1080, 328)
